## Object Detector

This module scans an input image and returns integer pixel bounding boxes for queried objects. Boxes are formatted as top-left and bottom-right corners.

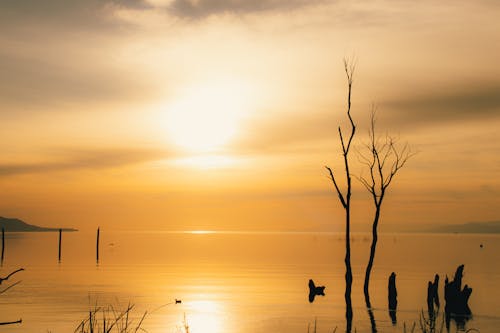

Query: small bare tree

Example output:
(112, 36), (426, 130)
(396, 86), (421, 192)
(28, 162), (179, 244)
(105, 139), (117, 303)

(0, 268), (24, 326)
(358, 109), (414, 308)
(325, 58), (356, 332)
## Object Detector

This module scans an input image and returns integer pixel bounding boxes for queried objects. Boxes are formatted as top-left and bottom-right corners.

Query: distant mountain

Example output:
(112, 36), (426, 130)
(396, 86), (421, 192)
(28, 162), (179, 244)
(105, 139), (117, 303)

(0, 216), (77, 232)
(430, 221), (500, 234)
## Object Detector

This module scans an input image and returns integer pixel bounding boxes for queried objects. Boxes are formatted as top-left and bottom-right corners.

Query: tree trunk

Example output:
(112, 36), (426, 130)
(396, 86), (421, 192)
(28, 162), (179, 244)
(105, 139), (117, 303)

(364, 200), (383, 308)
(345, 205), (353, 332)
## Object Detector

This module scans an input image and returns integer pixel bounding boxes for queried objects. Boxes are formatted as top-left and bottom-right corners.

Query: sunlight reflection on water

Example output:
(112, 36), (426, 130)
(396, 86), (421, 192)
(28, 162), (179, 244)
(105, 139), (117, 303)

(186, 300), (224, 333)
(0, 231), (499, 332)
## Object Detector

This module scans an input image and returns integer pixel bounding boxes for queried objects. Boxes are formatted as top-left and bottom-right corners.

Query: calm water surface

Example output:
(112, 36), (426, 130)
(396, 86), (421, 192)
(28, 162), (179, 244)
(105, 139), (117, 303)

(1, 231), (499, 332)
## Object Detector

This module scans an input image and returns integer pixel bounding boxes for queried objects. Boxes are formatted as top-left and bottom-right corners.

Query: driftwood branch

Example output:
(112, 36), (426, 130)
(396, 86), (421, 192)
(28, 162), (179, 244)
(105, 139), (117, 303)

(0, 268), (24, 326)
(0, 268), (24, 285)
(0, 319), (22, 326)
(0, 280), (22, 294)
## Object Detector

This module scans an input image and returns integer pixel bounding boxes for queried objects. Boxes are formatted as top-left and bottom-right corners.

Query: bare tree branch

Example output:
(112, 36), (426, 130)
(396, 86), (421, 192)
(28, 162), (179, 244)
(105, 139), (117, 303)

(343, 58), (356, 154)
(359, 107), (415, 308)
(325, 166), (347, 208)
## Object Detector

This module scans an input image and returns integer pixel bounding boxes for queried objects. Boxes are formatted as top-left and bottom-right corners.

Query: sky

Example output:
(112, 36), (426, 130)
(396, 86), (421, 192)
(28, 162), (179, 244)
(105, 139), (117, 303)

(0, 0), (499, 231)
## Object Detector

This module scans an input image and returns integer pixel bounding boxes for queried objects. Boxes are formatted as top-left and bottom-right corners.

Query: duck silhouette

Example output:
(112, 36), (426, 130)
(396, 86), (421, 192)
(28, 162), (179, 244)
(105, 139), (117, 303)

(308, 279), (325, 303)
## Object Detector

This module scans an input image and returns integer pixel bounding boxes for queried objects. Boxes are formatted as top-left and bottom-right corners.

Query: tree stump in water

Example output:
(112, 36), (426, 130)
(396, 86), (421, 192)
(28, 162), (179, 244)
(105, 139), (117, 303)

(388, 272), (397, 324)
(427, 274), (440, 316)
(444, 265), (472, 316)
(388, 272), (397, 310)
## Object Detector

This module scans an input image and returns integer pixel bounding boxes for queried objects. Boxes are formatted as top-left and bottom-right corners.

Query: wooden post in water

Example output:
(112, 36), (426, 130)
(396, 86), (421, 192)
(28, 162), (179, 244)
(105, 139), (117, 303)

(1, 227), (5, 263)
(96, 227), (100, 263)
(58, 228), (62, 262)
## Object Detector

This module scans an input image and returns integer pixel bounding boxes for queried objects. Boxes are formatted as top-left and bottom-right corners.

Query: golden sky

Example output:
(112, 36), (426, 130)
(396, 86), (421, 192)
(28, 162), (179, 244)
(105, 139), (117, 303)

(1, 0), (499, 231)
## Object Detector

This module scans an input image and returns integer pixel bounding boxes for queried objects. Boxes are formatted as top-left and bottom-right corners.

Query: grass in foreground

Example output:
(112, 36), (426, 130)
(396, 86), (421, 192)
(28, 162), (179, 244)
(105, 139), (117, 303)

(74, 303), (147, 333)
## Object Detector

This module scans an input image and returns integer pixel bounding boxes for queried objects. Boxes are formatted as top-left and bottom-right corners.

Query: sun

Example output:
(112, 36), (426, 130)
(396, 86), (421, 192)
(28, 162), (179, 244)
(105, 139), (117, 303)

(165, 78), (252, 153)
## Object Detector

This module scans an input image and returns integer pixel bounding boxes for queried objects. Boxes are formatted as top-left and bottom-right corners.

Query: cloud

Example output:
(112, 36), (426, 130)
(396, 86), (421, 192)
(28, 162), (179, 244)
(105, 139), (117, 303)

(0, 0), (151, 29)
(229, 80), (500, 155)
(0, 1), (162, 113)
(380, 84), (500, 128)
(229, 109), (340, 154)
(0, 0), (322, 24)
(167, 0), (325, 18)
(0, 52), (156, 112)
(0, 148), (167, 176)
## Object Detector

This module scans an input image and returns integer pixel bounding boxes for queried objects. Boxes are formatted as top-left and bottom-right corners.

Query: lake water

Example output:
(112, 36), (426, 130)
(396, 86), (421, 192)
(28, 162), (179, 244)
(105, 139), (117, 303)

(0, 231), (499, 332)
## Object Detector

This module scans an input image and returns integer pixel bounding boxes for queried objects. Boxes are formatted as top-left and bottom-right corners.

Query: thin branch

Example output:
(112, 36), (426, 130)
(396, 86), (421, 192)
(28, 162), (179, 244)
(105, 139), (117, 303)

(343, 59), (356, 154)
(339, 127), (346, 154)
(356, 145), (373, 166)
(355, 174), (372, 193)
(325, 166), (347, 208)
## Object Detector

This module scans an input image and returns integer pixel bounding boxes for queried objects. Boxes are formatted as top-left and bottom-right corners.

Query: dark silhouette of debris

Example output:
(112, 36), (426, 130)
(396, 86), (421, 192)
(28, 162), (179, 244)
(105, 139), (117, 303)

(308, 279), (325, 303)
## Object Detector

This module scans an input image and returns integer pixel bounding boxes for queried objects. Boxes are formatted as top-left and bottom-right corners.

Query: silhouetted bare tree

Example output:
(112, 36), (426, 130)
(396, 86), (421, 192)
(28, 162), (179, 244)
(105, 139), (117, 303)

(325, 58), (356, 332)
(358, 109), (414, 308)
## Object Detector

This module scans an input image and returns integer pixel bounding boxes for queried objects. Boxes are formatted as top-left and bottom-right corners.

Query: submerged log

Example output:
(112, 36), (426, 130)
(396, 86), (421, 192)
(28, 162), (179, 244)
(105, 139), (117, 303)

(444, 265), (472, 316)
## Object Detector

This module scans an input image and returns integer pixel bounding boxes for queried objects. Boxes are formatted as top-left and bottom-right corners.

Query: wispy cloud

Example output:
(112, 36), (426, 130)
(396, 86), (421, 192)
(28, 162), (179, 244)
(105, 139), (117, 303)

(167, 0), (325, 18)
(0, 0), (151, 29)
(381, 84), (500, 128)
(232, 111), (339, 154)
(0, 52), (156, 111)
(0, 148), (167, 176)
(0, 1), (162, 113)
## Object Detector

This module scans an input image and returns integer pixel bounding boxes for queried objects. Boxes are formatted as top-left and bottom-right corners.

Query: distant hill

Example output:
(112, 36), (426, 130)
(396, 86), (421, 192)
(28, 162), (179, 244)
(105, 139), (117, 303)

(430, 221), (500, 234)
(0, 216), (77, 232)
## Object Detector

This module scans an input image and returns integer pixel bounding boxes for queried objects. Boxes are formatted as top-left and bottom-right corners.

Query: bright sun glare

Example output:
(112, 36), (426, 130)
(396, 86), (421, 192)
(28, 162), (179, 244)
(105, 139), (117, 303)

(184, 300), (224, 333)
(165, 78), (253, 153)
